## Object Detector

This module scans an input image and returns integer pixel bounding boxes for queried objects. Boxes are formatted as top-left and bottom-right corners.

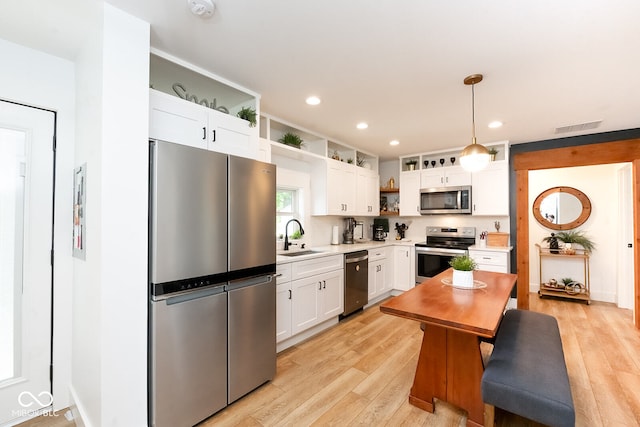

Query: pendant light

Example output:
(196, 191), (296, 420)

(459, 74), (490, 172)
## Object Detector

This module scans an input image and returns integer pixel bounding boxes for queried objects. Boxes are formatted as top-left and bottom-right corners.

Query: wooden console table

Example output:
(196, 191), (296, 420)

(536, 244), (590, 304)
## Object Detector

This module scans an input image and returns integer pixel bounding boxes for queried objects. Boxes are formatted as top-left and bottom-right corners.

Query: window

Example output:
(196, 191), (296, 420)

(276, 188), (302, 239)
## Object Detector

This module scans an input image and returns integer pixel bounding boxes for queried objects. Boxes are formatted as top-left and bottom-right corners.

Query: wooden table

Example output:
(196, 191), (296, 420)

(380, 268), (517, 427)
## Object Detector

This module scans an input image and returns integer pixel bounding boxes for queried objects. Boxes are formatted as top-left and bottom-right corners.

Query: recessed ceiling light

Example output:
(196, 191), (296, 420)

(389, 140), (400, 146)
(488, 121), (503, 129)
(305, 96), (321, 106)
(356, 122), (368, 129)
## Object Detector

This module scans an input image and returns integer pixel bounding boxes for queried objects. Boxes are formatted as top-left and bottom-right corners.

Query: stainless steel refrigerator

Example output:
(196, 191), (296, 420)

(149, 140), (276, 427)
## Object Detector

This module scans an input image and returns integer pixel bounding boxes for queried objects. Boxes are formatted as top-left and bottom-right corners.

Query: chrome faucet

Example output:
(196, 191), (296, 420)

(284, 219), (305, 251)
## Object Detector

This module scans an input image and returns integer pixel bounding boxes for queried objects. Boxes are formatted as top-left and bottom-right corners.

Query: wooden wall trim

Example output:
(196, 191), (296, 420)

(513, 138), (640, 170)
(634, 159), (640, 327)
(513, 138), (640, 328)
(516, 170), (529, 310)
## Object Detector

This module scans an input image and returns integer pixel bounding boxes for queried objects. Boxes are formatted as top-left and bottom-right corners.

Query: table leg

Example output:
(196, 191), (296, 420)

(409, 324), (447, 412)
(409, 324), (485, 427)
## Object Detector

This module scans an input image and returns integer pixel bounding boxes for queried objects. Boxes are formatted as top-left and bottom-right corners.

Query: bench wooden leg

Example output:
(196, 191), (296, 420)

(484, 403), (495, 427)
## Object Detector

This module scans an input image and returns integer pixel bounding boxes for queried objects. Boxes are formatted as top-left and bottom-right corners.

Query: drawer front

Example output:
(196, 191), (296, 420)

(368, 248), (386, 262)
(291, 254), (343, 281)
(476, 263), (507, 273)
(469, 250), (507, 267)
(276, 263), (292, 284)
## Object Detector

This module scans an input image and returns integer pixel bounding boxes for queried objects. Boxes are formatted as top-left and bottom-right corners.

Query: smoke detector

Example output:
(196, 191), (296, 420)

(188, 0), (215, 18)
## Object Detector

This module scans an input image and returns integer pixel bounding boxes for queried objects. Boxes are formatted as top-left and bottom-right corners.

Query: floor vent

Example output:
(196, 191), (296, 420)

(554, 120), (602, 134)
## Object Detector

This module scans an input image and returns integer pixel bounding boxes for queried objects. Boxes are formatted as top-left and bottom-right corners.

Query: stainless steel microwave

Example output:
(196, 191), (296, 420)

(419, 185), (471, 215)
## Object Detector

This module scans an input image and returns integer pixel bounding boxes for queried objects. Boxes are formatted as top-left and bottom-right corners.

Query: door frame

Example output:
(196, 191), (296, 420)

(0, 99), (56, 421)
(511, 136), (640, 328)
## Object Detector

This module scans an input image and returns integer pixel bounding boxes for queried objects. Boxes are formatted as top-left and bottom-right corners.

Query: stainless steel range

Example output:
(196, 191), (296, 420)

(415, 226), (476, 283)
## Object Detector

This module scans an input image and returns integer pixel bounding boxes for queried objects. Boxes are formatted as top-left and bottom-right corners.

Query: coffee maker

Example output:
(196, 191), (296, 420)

(343, 217), (356, 244)
(373, 218), (389, 241)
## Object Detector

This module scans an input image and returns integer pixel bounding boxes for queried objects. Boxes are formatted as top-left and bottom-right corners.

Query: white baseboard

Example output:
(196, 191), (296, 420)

(277, 317), (339, 353)
(68, 384), (90, 427)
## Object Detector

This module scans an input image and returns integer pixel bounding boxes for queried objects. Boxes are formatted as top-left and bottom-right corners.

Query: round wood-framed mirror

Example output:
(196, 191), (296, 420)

(532, 186), (591, 230)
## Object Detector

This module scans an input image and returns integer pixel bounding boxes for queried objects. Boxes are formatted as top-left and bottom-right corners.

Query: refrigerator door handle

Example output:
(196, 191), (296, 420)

(226, 273), (274, 291)
(158, 284), (225, 304)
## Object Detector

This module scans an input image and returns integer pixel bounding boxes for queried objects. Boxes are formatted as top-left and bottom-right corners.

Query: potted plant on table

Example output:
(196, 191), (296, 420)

(543, 230), (595, 254)
(236, 106), (257, 127)
(449, 254), (477, 288)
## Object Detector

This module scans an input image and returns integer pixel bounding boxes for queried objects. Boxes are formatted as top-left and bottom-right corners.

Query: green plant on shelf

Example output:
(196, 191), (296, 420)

(236, 106), (257, 127)
(543, 230), (595, 253)
(278, 132), (303, 148)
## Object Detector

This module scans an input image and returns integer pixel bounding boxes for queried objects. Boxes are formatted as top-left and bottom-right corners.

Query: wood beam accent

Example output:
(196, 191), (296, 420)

(634, 159), (640, 327)
(516, 170), (530, 310)
(513, 138), (640, 327)
(513, 138), (640, 170)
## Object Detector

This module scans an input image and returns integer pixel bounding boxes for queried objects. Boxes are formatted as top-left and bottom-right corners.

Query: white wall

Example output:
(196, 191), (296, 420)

(72, 4), (149, 426)
(0, 39), (75, 413)
(529, 163), (629, 302)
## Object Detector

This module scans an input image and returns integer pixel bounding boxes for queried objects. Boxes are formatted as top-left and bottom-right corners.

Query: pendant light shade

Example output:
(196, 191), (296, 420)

(459, 74), (490, 172)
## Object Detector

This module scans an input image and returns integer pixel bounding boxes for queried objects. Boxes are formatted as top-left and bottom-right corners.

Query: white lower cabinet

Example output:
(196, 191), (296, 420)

(469, 248), (510, 273)
(277, 254), (344, 344)
(393, 246), (415, 291)
(368, 248), (389, 301)
(291, 269), (344, 335)
(276, 263), (293, 342)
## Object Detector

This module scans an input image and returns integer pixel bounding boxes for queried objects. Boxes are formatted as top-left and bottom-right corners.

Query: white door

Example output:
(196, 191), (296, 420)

(617, 164), (634, 310)
(0, 101), (54, 424)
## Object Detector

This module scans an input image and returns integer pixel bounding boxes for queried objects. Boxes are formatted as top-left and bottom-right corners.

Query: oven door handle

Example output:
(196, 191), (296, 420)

(415, 246), (467, 256)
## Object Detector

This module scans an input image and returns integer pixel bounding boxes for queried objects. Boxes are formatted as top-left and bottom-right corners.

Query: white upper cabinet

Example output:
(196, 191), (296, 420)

(149, 89), (209, 150)
(207, 109), (259, 158)
(421, 166), (471, 188)
(328, 161), (357, 215)
(149, 89), (259, 159)
(472, 161), (509, 216)
(148, 52), (261, 160)
(356, 168), (380, 216)
(399, 171), (421, 216)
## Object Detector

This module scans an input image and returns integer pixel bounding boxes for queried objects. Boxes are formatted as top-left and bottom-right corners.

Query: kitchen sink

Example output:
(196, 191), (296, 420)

(279, 250), (323, 257)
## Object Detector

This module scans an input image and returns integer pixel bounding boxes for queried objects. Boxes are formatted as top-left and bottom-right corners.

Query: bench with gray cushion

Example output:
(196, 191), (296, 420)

(481, 309), (575, 427)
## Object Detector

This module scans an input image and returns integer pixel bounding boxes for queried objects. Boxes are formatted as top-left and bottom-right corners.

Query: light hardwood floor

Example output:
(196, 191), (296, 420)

(19, 294), (640, 427)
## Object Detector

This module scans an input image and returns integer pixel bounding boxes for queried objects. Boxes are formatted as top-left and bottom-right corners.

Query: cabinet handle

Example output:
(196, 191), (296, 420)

(323, 280), (326, 289)
(446, 177), (449, 184)
(473, 204), (476, 211)
(288, 289), (292, 300)
(319, 281), (322, 291)
(212, 129), (216, 142)
(202, 126), (206, 140)
(441, 177), (444, 184)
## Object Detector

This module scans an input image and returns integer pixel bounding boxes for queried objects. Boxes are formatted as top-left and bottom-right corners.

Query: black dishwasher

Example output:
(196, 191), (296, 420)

(342, 250), (369, 317)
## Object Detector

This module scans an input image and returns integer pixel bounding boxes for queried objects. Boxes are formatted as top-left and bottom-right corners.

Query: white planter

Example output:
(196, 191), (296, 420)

(452, 269), (474, 288)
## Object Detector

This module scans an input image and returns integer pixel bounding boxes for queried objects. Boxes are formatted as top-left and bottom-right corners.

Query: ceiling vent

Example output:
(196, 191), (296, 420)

(554, 120), (602, 134)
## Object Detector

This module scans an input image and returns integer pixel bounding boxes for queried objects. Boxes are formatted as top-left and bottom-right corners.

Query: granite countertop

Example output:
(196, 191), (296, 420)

(276, 239), (416, 263)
